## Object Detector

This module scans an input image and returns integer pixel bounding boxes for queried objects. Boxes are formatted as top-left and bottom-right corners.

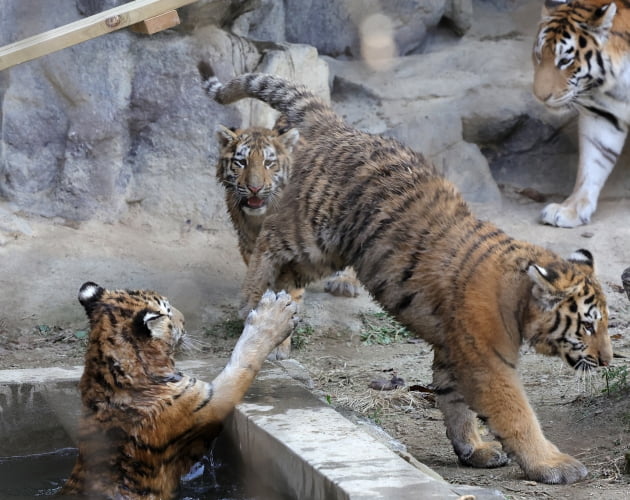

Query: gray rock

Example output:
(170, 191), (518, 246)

(388, 114), (501, 205)
(284, 0), (469, 58)
(0, 202), (33, 246)
(444, 0), (474, 35)
(232, 0), (287, 43)
(0, 1), (329, 224)
(1, 31), (133, 220)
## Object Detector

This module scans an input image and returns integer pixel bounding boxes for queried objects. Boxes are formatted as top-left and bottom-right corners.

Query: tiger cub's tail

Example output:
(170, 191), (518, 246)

(197, 61), (328, 129)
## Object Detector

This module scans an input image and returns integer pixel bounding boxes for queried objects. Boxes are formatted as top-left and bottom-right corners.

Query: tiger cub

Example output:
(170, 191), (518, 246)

(533, 0), (630, 227)
(216, 120), (360, 358)
(60, 282), (296, 500)
(198, 63), (613, 484)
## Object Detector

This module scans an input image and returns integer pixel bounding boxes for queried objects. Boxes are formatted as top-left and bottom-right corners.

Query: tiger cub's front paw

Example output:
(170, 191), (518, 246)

(522, 452), (587, 484)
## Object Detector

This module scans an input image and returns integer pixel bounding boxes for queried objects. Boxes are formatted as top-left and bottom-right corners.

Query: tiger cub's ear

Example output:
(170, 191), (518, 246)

(568, 248), (595, 272)
(278, 128), (299, 152)
(217, 125), (239, 148)
(78, 281), (104, 317)
(527, 264), (565, 311)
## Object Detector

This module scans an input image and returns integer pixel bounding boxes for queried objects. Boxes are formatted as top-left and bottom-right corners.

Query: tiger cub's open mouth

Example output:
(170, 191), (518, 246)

(245, 196), (265, 209)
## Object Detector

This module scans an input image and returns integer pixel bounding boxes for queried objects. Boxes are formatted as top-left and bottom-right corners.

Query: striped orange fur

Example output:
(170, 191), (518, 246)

(199, 63), (613, 484)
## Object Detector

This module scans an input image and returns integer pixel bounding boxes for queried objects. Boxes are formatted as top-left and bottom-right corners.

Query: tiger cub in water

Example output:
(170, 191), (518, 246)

(199, 63), (613, 484)
(533, 0), (630, 226)
(60, 282), (296, 499)
(216, 119), (360, 358)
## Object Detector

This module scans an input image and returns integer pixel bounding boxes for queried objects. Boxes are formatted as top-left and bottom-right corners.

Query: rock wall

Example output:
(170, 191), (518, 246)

(2, 0), (626, 232)
(0, 0), (481, 227)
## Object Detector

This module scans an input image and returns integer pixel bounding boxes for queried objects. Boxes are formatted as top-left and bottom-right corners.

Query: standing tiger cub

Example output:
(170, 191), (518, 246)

(199, 64), (613, 484)
(533, 0), (630, 227)
(215, 120), (361, 358)
(60, 282), (296, 499)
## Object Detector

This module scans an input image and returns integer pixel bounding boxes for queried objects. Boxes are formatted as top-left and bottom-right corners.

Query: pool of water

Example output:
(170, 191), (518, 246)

(0, 436), (288, 500)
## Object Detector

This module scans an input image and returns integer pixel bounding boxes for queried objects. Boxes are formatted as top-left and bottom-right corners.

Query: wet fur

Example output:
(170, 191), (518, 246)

(61, 283), (296, 499)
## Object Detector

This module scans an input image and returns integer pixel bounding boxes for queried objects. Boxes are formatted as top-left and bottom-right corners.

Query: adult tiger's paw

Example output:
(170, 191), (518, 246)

(540, 201), (592, 228)
(523, 452), (588, 484)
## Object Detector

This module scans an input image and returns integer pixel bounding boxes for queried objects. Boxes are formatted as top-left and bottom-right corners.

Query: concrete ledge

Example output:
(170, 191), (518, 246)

(0, 361), (505, 499)
(222, 363), (505, 500)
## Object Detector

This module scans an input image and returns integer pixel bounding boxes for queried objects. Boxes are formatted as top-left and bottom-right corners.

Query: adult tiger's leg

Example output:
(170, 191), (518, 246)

(432, 347), (508, 468)
(541, 112), (627, 227)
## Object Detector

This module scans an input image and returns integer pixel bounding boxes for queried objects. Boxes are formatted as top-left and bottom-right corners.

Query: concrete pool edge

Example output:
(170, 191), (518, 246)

(0, 361), (505, 499)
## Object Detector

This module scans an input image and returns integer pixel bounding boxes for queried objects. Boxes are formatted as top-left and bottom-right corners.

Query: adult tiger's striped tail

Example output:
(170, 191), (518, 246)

(197, 61), (327, 129)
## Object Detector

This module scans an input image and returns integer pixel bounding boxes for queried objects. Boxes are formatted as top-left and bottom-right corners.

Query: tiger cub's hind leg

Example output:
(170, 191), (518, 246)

(433, 348), (509, 468)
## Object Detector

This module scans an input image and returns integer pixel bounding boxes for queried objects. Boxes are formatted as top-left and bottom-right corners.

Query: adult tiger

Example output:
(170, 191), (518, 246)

(198, 63), (613, 484)
(533, 0), (630, 227)
(60, 282), (296, 499)
(216, 120), (361, 358)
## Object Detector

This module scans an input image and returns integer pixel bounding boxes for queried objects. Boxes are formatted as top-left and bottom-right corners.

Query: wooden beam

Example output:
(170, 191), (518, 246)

(130, 10), (181, 35)
(0, 0), (199, 71)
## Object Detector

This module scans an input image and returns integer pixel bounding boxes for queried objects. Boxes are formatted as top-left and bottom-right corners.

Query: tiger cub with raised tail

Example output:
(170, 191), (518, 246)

(198, 62), (613, 484)
(61, 282), (296, 499)
(533, 0), (630, 227)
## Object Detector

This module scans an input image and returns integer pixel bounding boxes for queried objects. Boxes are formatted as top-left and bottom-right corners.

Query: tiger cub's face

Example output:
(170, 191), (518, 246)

(79, 282), (186, 372)
(525, 250), (612, 372)
(533, 1), (617, 109)
(216, 125), (299, 216)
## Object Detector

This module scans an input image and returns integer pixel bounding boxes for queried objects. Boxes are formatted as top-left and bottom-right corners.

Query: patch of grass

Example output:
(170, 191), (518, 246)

(367, 408), (383, 425)
(291, 322), (314, 350)
(359, 310), (410, 345)
(30, 324), (87, 345)
(601, 365), (630, 396)
(203, 314), (244, 339)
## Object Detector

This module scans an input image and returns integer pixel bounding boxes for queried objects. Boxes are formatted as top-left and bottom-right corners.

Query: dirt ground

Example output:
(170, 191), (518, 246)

(1, 190), (629, 499)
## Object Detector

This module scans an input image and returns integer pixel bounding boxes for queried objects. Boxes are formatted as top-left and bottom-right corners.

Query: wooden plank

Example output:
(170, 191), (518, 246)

(130, 10), (180, 35)
(0, 0), (199, 71)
